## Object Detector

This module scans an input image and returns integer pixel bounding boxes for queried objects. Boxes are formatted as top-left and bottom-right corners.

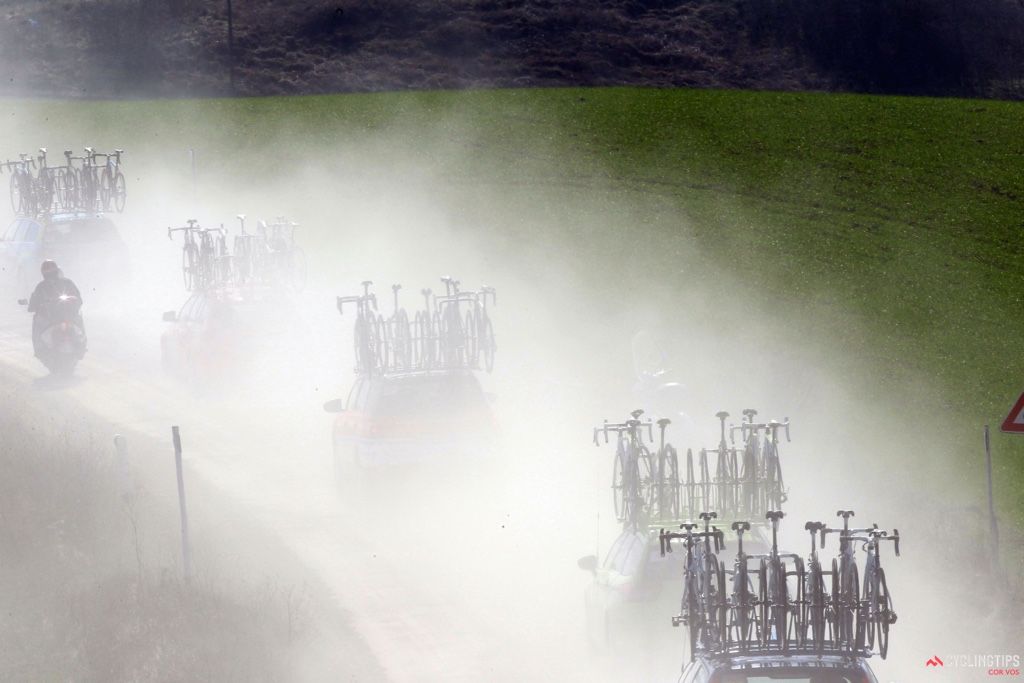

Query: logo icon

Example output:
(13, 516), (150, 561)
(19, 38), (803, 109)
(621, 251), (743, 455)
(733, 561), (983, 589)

(926, 656), (944, 667)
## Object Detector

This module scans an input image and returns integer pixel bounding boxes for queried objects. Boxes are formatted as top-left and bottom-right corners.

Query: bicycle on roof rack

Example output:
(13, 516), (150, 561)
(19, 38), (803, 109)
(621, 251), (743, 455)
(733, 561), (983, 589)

(594, 410), (655, 528)
(5, 154), (38, 215)
(379, 284), (412, 372)
(730, 412), (791, 518)
(817, 510), (899, 658)
(34, 148), (58, 213)
(231, 214), (264, 284)
(79, 147), (103, 211)
(92, 148), (126, 213)
(660, 512), (728, 657)
(169, 220), (230, 291)
(411, 287), (438, 370)
(652, 418), (681, 522)
(701, 411), (741, 516)
(257, 216), (305, 292)
(337, 281), (382, 374)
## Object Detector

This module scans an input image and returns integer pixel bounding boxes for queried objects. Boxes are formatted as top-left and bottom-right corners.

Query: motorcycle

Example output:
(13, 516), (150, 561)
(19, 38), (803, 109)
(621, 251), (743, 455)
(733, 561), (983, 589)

(18, 293), (87, 375)
(632, 330), (692, 432)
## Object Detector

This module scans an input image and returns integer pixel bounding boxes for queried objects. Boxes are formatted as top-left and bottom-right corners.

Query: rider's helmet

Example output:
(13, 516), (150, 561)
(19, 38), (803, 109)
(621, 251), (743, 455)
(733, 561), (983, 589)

(41, 260), (59, 279)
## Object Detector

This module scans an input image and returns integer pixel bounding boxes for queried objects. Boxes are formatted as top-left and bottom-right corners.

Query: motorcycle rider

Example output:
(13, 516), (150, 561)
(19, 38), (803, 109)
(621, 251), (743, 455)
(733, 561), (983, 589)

(27, 260), (85, 358)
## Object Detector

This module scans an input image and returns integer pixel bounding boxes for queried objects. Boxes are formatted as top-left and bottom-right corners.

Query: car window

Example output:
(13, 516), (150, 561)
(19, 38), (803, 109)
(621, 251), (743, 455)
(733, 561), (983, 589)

(620, 537), (644, 576)
(643, 541), (686, 581)
(367, 374), (486, 417)
(610, 535), (640, 575)
(680, 660), (706, 683)
(42, 218), (119, 244)
(353, 380), (372, 411)
(603, 534), (628, 571)
(3, 220), (20, 241)
(345, 381), (363, 411)
(180, 295), (203, 322)
(13, 219), (30, 242)
(23, 220), (40, 242)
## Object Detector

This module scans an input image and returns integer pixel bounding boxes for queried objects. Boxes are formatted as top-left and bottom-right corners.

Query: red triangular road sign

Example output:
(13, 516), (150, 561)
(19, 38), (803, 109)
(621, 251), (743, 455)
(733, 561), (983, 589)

(1001, 389), (1024, 433)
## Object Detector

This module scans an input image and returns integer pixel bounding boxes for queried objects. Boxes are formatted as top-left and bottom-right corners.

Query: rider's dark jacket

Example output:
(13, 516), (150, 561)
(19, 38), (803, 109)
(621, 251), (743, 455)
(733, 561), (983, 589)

(28, 274), (82, 314)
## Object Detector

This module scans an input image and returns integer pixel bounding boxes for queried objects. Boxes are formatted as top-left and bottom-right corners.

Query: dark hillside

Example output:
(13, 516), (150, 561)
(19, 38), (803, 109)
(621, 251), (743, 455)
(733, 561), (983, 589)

(2, 0), (1024, 99)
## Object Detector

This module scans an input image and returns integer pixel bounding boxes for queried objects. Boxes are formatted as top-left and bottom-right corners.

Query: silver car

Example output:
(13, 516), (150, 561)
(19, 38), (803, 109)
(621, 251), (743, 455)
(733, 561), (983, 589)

(680, 653), (880, 683)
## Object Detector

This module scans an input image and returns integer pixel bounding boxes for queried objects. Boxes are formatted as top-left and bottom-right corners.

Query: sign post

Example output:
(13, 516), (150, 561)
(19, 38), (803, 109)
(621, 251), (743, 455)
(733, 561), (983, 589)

(984, 425), (998, 568)
(987, 388), (1024, 571)
(172, 426), (191, 582)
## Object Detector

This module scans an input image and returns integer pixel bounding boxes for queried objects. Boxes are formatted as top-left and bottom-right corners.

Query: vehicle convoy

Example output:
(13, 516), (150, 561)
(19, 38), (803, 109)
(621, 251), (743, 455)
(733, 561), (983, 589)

(324, 278), (499, 473)
(18, 260), (87, 375)
(0, 212), (130, 297)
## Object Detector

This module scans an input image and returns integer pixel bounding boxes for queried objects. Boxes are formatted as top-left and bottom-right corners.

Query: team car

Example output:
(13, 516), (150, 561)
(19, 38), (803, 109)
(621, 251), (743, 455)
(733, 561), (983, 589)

(578, 524), (770, 649)
(679, 653), (879, 682)
(160, 287), (290, 387)
(0, 212), (129, 297)
(323, 369), (499, 471)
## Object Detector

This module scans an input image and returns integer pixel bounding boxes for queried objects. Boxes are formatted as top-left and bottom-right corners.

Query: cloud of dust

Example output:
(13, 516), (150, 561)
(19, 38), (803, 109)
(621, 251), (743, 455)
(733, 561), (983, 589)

(0, 94), (1018, 682)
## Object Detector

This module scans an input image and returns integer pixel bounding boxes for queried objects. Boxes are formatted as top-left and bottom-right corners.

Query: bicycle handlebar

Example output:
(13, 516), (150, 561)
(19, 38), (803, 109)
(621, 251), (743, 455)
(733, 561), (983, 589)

(337, 293), (377, 315)
(592, 417), (654, 445)
(659, 526), (725, 557)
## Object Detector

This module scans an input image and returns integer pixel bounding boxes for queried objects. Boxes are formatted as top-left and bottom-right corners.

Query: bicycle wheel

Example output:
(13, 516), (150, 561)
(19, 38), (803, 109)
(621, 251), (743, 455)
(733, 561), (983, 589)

(411, 311), (425, 368)
(432, 309), (447, 366)
(480, 313), (495, 373)
(770, 560), (788, 650)
(80, 170), (97, 210)
(667, 445), (681, 520)
(464, 309), (479, 369)
(875, 567), (892, 659)
(682, 572), (699, 659)
(393, 309), (411, 371)
(100, 168), (113, 211)
(61, 169), (78, 210)
(375, 314), (389, 372)
(704, 555), (726, 649)
(112, 171), (126, 212)
(839, 562), (860, 650)
(756, 560), (769, 647)
(10, 173), (24, 213)
(863, 568), (877, 651)
(789, 556), (804, 646)
(444, 307), (464, 367)
(37, 170), (54, 212)
(182, 243), (199, 291)
(733, 561), (753, 647)
(354, 315), (377, 373)
(807, 561), (826, 649)
(829, 558), (841, 646)
(611, 440), (627, 521)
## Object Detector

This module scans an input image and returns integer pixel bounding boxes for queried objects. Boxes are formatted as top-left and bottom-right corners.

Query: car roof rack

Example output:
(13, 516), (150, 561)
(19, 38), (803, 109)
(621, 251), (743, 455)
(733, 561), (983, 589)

(658, 510), (901, 661)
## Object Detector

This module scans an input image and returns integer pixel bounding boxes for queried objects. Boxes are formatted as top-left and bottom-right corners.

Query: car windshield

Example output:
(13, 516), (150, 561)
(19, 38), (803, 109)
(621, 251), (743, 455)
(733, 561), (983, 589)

(368, 374), (485, 417)
(43, 219), (119, 244)
(713, 670), (870, 683)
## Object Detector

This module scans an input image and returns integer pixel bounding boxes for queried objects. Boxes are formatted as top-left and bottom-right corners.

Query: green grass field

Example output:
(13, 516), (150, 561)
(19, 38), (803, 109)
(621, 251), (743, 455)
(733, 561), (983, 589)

(3, 86), (1022, 538)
